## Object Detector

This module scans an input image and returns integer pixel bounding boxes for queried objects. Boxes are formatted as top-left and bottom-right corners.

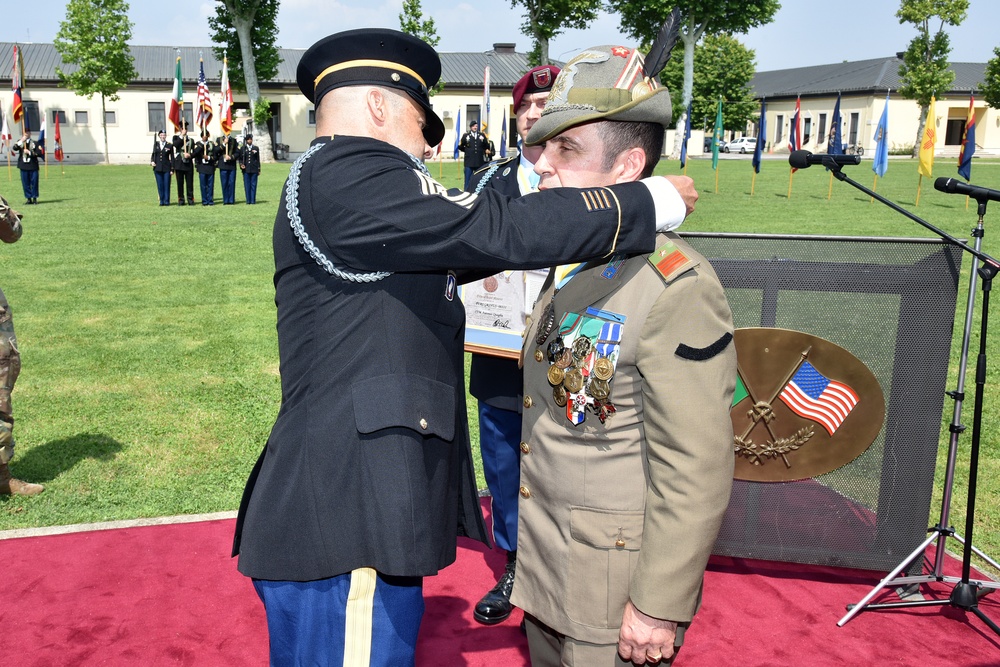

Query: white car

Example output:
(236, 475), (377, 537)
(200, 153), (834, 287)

(724, 137), (757, 154)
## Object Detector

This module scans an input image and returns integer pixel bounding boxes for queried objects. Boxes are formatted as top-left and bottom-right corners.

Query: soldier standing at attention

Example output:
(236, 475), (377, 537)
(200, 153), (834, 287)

(217, 133), (240, 205)
(458, 120), (489, 189)
(238, 134), (260, 205)
(172, 122), (196, 206)
(150, 130), (174, 206)
(230, 28), (696, 667)
(466, 63), (560, 626)
(0, 194), (43, 496)
(193, 130), (219, 206)
(12, 132), (42, 205)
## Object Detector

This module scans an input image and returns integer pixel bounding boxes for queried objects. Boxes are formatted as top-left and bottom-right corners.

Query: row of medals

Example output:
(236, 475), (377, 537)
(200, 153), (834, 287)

(544, 333), (617, 424)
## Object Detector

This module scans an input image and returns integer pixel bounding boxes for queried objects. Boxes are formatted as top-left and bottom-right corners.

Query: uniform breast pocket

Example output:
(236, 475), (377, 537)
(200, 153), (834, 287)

(566, 506), (644, 628)
(352, 373), (455, 441)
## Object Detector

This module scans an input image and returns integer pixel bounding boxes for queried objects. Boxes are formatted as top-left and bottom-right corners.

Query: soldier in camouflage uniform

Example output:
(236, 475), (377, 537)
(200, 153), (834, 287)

(0, 194), (43, 496)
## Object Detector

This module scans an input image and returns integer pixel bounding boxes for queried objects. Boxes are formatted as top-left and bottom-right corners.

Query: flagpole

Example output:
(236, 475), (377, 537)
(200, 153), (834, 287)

(915, 174), (923, 206)
(871, 175), (877, 204)
(750, 171), (756, 196)
(827, 172), (834, 200)
(714, 163), (719, 194)
(786, 169), (794, 199)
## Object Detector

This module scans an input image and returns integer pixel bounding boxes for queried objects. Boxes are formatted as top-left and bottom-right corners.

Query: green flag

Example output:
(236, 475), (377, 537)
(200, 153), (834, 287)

(712, 98), (723, 170)
(732, 372), (749, 407)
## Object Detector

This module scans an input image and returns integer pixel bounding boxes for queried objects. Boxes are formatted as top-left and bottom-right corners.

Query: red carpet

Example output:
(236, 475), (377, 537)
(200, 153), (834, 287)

(4, 502), (999, 666)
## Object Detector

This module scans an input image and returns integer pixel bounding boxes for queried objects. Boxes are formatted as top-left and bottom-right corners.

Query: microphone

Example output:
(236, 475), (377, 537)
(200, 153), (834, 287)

(934, 177), (1000, 203)
(788, 150), (862, 169)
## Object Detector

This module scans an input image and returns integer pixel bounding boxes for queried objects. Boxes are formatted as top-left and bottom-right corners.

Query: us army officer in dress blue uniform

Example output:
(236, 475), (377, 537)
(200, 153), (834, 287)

(512, 45), (736, 666)
(231, 28), (696, 667)
(150, 130), (174, 206)
(466, 63), (559, 626)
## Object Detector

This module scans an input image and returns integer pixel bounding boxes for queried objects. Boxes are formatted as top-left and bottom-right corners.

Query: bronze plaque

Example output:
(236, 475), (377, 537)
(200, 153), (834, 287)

(731, 328), (885, 482)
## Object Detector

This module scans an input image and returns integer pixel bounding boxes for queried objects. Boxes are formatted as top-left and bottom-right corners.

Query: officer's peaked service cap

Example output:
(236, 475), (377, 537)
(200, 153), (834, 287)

(298, 28), (445, 146)
(526, 45), (672, 146)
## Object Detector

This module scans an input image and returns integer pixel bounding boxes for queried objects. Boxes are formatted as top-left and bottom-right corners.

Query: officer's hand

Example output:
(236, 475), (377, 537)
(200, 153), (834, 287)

(617, 601), (677, 665)
(664, 175), (698, 218)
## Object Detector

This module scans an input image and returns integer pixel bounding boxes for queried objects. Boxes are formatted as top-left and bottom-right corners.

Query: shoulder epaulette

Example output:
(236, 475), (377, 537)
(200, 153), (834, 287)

(647, 240), (699, 284)
(473, 154), (516, 175)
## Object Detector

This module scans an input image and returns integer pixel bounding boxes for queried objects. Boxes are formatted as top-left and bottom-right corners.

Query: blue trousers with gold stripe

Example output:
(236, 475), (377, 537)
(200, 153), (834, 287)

(253, 569), (423, 667)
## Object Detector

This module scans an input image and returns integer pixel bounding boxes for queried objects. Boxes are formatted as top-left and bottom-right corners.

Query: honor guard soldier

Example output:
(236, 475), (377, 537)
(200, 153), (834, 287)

(238, 134), (260, 204)
(150, 130), (174, 206)
(513, 44), (734, 666)
(193, 130), (219, 206)
(458, 120), (490, 189)
(466, 64), (559, 626)
(172, 122), (196, 205)
(12, 133), (42, 205)
(0, 194), (43, 495)
(230, 27), (695, 667)
(216, 133), (239, 204)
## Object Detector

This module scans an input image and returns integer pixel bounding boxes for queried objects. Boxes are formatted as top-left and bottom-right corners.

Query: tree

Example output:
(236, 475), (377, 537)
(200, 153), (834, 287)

(660, 34), (757, 134)
(511, 0), (603, 66)
(209, 0), (282, 161)
(896, 0), (969, 157)
(608, 0), (779, 157)
(982, 47), (1000, 110)
(53, 0), (138, 165)
(399, 0), (445, 95)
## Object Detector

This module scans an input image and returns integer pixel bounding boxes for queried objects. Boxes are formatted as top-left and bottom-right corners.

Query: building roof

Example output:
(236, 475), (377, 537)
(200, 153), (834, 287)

(0, 41), (537, 91)
(751, 55), (986, 99)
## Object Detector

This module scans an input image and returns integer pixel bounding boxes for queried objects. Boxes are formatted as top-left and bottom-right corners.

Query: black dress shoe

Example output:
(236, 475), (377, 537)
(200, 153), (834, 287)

(24, 200), (31, 205)
(474, 550), (516, 625)
(178, 201), (186, 206)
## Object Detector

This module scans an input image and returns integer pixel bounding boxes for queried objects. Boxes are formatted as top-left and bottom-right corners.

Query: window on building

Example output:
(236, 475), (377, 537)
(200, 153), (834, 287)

(818, 113), (827, 144)
(467, 104), (481, 130)
(147, 102), (165, 133)
(308, 108), (316, 126)
(52, 109), (68, 124)
(775, 114), (784, 144)
(22, 101), (40, 133)
(75, 110), (89, 126)
(105, 110), (117, 126)
(182, 107), (193, 130)
(803, 117), (812, 145)
(849, 112), (859, 147)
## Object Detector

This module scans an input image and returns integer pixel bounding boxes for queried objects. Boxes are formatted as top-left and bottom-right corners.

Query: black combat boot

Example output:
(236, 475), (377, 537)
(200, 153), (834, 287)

(474, 550), (516, 625)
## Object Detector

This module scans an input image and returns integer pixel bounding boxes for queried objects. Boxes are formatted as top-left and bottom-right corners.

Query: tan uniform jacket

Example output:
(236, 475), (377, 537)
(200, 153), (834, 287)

(511, 232), (736, 644)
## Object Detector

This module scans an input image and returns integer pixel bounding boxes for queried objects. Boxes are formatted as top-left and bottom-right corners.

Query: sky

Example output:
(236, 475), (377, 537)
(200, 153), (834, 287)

(11, 0), (1000, 72)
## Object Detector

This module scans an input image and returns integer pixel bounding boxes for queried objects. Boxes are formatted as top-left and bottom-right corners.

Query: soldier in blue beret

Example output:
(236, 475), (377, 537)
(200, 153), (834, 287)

(231, 27), (697, 666)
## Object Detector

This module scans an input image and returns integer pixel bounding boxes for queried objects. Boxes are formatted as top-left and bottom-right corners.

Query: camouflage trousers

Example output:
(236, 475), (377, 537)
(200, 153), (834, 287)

(0, 286), (20, 465)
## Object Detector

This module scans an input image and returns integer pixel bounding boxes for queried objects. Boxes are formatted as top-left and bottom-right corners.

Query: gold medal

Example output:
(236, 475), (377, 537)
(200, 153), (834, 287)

(572, 336), (592, 361)
(553, 385), (568, 407)
(563, 368), (584, 393)
(555, 348), (573, 369)
(593, 357), (614, 381)
(589, 378), (611, 400)
(547, 365), (565, 386)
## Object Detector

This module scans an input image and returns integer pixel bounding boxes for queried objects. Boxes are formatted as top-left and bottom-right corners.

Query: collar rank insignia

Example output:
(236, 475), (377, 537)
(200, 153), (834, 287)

(648, 241), (698, 283)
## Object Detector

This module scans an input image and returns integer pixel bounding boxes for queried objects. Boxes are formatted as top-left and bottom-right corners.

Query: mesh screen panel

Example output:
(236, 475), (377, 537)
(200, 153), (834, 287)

(681, 233), (962, 572)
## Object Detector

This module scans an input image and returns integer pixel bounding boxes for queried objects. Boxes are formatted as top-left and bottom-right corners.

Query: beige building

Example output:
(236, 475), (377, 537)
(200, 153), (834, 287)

(745, 56), (994, 157)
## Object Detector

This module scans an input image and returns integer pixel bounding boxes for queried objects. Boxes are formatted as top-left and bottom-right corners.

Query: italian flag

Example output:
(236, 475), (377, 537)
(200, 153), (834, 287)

(168, 56), (183, 131)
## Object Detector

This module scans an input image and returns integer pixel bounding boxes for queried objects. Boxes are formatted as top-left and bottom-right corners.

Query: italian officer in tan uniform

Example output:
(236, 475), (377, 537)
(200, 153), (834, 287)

(513, 44), (736, 666)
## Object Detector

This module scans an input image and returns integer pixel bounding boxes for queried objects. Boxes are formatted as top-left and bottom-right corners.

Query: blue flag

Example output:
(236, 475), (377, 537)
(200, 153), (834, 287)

(453, 109), (461, 160)
(958, 94), (975, 181)
(679, 100), (692, 168)
(829, 93), (843, 155)
(872, 94), (889, 178)
(752, 99), (767, 174)
(500, 108), (507, 158)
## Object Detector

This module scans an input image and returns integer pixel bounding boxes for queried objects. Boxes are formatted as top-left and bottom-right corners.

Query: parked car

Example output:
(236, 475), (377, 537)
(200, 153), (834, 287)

(724, 137), (757, 154)
(703, 136), (728, 152)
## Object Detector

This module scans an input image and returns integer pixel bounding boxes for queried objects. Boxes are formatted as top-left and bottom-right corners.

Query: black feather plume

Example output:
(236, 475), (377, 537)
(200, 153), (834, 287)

(644, 7), (682, 79)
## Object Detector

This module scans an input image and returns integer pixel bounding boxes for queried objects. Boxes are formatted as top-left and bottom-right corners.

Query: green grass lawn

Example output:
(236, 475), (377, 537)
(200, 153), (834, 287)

(1, 153), (998, 575)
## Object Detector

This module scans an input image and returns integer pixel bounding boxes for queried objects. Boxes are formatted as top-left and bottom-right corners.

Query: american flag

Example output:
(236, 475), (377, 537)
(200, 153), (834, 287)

(196, 58), (213, 131)
(778, 361), (859, 436)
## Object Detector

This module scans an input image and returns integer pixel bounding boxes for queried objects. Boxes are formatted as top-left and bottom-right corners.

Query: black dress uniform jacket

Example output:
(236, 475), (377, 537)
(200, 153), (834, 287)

(239, 143), (261, 174)
(14, 139), (42, 172)
(151, 140), (174, 172)
(217, 136), (239, 171)
(171, 135), (194, 171)
(232, 136), (659, 583)
(194, 141), (218, 174)
(467, 155), (523, 410)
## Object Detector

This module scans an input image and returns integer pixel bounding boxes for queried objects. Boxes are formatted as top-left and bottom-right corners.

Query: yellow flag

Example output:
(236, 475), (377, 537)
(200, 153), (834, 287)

(918, 96), (936, 178)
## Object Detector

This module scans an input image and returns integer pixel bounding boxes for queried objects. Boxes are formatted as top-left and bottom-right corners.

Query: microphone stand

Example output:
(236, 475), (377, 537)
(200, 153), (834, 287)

(819, 159), (1000, 636)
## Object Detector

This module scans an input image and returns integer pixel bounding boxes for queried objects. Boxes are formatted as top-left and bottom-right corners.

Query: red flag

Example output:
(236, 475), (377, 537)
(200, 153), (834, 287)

(219, 57), (233, 135)
(54, 112), (63, 161)
(12, 45), (24, 124)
